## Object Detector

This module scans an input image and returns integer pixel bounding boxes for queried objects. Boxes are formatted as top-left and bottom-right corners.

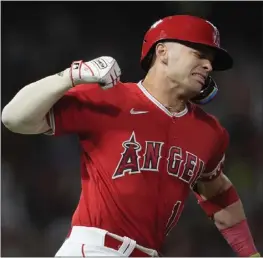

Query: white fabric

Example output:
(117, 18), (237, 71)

(70, 57), (121, 90)
(122, 237), (137, 256)
(116, 236), (137, 257)
(55, 239), (124, 257)
(54, 226), (158, 257)
(1, 73), (72, 134)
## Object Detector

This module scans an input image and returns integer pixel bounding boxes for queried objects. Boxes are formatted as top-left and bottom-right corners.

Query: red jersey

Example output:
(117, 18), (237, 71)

(47, 81), (229, 251)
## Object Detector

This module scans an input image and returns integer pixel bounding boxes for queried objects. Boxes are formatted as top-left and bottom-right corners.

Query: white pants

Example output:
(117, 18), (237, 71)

(55, 226), (158, 257)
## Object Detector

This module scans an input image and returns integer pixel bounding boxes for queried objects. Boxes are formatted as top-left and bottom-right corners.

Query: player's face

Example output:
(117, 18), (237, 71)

(164, 42), (214, 97)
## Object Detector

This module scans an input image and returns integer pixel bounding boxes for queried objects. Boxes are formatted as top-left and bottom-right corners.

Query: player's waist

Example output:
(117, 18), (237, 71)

(67, 226), (159, 257)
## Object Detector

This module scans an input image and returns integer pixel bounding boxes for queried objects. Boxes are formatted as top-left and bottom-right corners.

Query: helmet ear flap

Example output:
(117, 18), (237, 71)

(190, 76), (218, 105)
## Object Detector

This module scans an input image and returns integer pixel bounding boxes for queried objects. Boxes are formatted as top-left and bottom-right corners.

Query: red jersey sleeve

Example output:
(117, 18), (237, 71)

(199, 125), (229, 182)
(45, 84), (97, 136)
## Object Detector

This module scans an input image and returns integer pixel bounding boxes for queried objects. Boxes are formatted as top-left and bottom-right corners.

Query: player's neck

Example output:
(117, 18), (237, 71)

(142, 73), (187, 113)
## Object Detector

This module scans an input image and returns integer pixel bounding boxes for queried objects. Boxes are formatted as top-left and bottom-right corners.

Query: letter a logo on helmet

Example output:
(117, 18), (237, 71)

(206, 20), (220, 47)
(140, 15), (233, 72)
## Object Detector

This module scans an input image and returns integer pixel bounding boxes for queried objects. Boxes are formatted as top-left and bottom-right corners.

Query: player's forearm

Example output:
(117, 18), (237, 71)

(195, 178), (259, 257)
(213, 192), (246, 229)
(2, 70), (72, 134)
(214, 200), (259, 257)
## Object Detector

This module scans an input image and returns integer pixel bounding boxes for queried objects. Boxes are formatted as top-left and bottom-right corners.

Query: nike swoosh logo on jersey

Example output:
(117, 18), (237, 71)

(130, 108), (149, 114)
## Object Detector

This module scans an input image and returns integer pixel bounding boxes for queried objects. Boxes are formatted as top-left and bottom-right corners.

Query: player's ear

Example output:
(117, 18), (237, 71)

(155, 43), (168, 65)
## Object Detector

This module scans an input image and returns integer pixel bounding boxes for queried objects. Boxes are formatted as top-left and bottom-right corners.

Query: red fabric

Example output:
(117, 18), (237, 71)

(198, 126), (229, 182)
(197, 186), (240, 217)
(47, 82), (230, 251)
(220, 219), (258, 257)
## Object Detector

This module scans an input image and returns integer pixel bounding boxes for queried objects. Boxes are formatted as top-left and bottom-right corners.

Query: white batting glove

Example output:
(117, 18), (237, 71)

(69, 56), (121, 90)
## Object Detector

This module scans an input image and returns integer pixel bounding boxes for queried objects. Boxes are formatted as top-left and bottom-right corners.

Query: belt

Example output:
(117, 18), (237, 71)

(67, 227), (156, 257)
(104, 233), (151, 257)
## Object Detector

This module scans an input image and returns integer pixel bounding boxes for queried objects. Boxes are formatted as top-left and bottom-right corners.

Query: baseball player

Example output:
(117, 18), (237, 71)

(2, 15), (261, 257)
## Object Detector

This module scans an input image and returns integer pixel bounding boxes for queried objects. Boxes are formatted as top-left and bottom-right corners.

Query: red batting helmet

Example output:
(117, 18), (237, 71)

(140, 15), (233, 72)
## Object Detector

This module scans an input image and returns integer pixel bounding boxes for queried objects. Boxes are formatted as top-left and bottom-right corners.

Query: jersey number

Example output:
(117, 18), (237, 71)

(165, 201), (182, 236)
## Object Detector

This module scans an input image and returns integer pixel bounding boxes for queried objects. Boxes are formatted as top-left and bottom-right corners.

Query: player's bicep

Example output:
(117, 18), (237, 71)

(199, 154), (225, 182)
(199, 127), (229, 182)
(36, 118), (52, 134)
(195, 173), (231, 200)
(13, 117), (51, 135)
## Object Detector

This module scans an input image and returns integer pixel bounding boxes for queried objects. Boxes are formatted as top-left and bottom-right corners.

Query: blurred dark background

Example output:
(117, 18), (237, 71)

(1, 1), (263, 256)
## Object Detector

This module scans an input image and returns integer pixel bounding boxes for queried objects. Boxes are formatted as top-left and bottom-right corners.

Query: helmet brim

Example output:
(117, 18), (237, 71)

(211, 46), (233, 71)
(177, 40), (233, 71)
(141, 39), (233, 72)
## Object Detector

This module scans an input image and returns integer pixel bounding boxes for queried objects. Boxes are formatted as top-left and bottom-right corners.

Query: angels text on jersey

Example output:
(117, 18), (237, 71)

(112, 131), (205, 189)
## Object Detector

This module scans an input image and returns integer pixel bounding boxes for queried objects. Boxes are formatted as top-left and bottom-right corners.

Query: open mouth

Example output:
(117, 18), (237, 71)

(192, 73), (206, 84)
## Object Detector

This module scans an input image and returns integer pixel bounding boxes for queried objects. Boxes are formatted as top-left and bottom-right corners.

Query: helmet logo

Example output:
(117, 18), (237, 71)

(213, 28), (220, 47)
(206, 21), (220, 47)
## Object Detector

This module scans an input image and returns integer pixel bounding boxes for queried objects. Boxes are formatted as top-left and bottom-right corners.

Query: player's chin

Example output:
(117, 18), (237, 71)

(189, 81), (203, 93)
(185, 84), (203, 100)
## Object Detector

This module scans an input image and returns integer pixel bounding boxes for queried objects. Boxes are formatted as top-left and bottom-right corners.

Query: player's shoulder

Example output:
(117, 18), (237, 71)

(190, 103), (228, 140)
(63, 81), (137, 103)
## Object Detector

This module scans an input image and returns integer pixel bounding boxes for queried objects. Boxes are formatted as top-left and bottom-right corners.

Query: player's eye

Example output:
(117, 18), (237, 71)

(194, 51), (205, 59)
(194, 51), (214, 64)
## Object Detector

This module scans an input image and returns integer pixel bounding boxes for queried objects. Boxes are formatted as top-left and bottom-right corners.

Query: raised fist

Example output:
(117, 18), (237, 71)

(70, 56), (121, 90)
